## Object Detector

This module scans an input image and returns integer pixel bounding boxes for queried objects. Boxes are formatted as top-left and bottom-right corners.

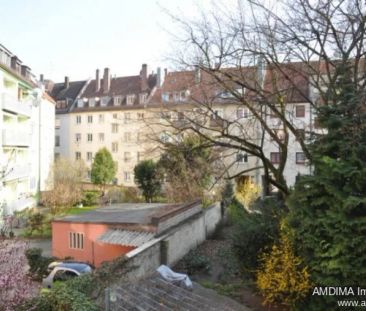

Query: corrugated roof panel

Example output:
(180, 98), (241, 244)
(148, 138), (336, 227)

(98, 229), (155, 247)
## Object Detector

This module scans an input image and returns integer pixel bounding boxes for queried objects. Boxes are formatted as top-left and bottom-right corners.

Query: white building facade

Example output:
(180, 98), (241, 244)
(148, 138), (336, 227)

(0, 44), (55, 217)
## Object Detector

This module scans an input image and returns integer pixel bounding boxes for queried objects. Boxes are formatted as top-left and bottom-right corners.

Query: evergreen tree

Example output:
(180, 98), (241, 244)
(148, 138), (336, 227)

(91, 148), (117, 193)
(288, 63), (366, 309)
(134, 160), (162, 203)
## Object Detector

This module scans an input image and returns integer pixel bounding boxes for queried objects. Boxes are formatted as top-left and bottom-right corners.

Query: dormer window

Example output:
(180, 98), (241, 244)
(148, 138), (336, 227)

(219, 87), (244, 99)
(101, 96), (110, 106)
(162, 93), (169, 102)
(89, 98), (96, 107)
(180, 91), (187, 101)
(140, 93), (147, 104)
(126, 94), (135, 106)
(77, 99), (84, 108)
(113, 96), (123, 106)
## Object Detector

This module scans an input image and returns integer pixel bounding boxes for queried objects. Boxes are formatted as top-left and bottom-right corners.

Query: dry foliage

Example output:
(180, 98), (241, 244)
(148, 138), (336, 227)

(41, 157), (87, 213)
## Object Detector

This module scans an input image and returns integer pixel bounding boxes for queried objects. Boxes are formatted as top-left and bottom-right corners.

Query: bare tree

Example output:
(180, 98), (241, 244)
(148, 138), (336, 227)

(152, 0), (366, 197)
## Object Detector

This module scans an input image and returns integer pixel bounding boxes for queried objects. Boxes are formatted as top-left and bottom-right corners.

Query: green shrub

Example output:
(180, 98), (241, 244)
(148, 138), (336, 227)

(25, 248), (56, 281)
(230, 197), (284, 273)
(181, 249), (211, 274)
(81, 190), (101, 206)
(17, 275), (98, 311)
(28, 212), (46, 235)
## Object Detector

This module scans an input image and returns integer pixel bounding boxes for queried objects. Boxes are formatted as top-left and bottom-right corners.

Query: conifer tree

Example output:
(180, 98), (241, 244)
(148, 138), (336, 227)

(288, 62), (366, 308)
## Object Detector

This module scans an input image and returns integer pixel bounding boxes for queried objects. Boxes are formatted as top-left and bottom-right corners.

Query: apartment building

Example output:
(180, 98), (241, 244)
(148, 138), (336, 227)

(0, 44), (55, 217)
(50, 65), (159, 185)
(51, 62), (320, 191)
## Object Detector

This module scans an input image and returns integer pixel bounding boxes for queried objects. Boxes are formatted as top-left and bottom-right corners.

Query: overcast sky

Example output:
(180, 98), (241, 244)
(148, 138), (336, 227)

(0, 0), (213, 82)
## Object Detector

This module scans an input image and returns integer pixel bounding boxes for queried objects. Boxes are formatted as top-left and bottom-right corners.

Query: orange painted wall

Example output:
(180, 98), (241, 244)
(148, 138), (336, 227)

(52, 222), (135, 267)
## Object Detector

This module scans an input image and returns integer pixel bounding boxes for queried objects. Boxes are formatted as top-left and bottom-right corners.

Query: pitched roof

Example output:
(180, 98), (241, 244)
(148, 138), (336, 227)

(150, 63), (312, 105)
(49, 80), (87, 101)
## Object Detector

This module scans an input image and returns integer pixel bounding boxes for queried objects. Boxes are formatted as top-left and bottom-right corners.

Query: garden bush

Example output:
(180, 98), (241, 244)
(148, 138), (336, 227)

(17, 274), (98, 311)
(256, 223), (312, 308)
(230, 197), (284, 273)
(25, 248), (56, 281)
(181, 249), (211, 274)
(81, 190), (101, 206)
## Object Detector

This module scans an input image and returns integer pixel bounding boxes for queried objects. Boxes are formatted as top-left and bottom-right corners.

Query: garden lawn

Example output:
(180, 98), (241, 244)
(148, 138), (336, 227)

(63, 205), (98, 215)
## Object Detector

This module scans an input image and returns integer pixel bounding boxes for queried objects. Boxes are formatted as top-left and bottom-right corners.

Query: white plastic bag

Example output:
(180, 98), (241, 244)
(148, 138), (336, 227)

(157, 265), (193, 289)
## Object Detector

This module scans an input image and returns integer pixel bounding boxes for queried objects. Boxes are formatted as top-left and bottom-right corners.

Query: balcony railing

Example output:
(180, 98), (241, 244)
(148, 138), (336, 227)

(1, 93), (32, 117)
(2, 128), (31, 146)
(3, 164), (31, 182)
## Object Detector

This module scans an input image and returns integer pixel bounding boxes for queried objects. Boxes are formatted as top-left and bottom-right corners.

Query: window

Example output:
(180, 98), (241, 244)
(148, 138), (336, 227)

(124, 113), (131, 124)
(76, 115), (81, 124)
(101, 96), (109, 106)
(137, 113), (144, 120)
(113, 96), (122, 106)
(295, 129), (305, 141)
(112, 123), (119, 133)
(296, 152), (306, 164)
(55, 135), (60, 147)
(113, 113), (118, 119)
(124, 152), (131, 162)
(99, 133), (104, 142)
(98, 114), (104, 123)
(124, 132), (131, 142)
(112, 142), (118, 153)
(237, 108), (248, 119)
(124, 172), (131, 181)
(126, 95), (135, 106)
(87, 134), (93, 142)
(180, 90), (187, 101)
(87, 115), (93, 123)
(270, 152), (281, 164)
(295, 105), (305, 118)
(55, 118), (61, 129)
(236, 153), (248, 163)
(162, 93), (170, 102)
(160, 112), (171, 121)
(75, 133), (81, 142)
(77, 99), (84, 108)
(140, 93), (147, 104)
(69, 232), (84, 249)
(75, 152), (81, 160)
(87, 152), (93, 162)
(89, 98), (96, 107)
(136, 132), (142, 142)
(55, 153), (60, 160)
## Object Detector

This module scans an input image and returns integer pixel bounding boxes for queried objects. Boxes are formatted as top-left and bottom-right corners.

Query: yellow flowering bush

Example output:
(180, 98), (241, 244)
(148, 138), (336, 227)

(235, 177), (261, 210)
(256, 223), (312, 307)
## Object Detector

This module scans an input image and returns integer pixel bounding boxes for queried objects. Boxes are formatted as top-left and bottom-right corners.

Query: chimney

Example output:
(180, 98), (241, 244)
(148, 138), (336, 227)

(103, 68), (111, 93)
(194, 65), (201, 84)
(40, 74), (44, 83)
(156, 67), (161, 87)
(95, 69), (100, 92)
(164, 68), (168, 79)
(140, 64), (148, 91)
(64, 76), (69, 89)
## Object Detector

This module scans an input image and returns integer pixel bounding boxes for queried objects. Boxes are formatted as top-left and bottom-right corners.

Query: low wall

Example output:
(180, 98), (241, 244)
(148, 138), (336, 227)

(123, 202), (222, 280)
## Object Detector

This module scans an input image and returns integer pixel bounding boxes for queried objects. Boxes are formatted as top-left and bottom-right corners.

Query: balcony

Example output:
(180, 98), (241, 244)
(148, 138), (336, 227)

(1, 93), (32, 117)
(3, 164), (31, 182)
(2, 128), (31, 146)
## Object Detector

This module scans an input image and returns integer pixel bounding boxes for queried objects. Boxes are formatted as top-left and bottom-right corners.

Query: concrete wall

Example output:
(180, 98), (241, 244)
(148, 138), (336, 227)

(123, 203), (222, 280)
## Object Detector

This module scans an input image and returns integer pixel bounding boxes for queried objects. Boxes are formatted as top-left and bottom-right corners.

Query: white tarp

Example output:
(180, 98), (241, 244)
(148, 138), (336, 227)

(157, 265), (193, 289)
